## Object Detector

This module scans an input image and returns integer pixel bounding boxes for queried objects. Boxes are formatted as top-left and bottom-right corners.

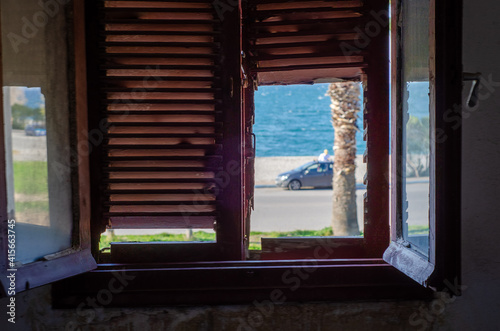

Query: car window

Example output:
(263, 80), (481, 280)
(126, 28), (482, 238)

(305, 164), (319, 174)
(292, 161), (315, 172)
(318, 163), (328, 172)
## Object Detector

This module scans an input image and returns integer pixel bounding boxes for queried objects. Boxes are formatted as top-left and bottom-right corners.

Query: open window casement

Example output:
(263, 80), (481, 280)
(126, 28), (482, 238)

(0, 0), (96, 295)
(384, 0), (462, 291)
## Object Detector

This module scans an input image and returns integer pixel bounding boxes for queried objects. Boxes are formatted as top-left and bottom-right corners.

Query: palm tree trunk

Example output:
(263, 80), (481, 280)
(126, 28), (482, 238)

(327, 82), (360, 236)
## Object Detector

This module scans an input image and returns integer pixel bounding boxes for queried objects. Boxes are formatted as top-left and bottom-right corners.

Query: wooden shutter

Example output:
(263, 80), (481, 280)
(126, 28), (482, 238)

(87, 0), (244, 262)
(245, 0), (367, 85)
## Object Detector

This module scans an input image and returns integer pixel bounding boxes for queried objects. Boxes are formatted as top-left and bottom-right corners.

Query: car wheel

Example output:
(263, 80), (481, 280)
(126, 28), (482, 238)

(288, 180), (301, 190)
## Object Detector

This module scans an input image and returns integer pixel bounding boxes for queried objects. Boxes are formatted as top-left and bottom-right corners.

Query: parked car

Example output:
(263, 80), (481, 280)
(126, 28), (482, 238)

(275, 161), (334, 190)
(25, 125), (46, 136)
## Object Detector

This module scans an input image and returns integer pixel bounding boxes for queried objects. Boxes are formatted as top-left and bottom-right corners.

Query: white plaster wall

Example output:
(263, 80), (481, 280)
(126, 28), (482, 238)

(445, 0), (500, 329)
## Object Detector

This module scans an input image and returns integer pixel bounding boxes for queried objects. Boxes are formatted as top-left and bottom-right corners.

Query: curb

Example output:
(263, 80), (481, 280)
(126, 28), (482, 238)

(255, 181), (428, 189)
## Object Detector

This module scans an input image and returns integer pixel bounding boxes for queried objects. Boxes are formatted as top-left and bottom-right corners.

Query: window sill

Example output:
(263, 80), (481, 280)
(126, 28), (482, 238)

(53, 259), (432, 307)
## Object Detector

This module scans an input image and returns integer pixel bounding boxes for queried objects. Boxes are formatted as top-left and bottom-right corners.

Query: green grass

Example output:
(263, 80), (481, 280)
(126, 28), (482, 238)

(249, 227), (334, 238)
(99, 231), (216, 250)
(14, 201), (49, 213)
(100, 227), (337, 251)
(408, 225), (429, 235)
(13, 161), (48, 195)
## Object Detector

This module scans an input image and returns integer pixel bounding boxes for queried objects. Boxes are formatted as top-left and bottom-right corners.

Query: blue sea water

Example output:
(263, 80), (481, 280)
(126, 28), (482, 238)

(254, 83), (429, 157)
(254, 84), (366, 157)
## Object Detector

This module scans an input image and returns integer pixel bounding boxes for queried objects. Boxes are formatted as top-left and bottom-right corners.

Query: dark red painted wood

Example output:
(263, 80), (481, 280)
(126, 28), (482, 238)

(362, 0), (390, 257)
(429, 0), (462, 290)
(214, 2), (246, 261)
(53, 261), (432, 307)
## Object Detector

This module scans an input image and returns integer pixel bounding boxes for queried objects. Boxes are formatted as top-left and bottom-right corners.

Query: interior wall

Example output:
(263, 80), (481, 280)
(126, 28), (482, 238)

(445, 0), (500, 329)
(0, 0), (500, 330)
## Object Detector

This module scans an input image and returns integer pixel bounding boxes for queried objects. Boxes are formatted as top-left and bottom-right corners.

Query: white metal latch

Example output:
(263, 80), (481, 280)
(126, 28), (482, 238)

(463, 72), (482, 108)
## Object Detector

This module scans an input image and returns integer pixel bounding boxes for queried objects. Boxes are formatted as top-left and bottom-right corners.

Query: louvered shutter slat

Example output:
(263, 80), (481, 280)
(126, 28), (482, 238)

(247, 0), (368, 84)
(99, 0), (222, 231)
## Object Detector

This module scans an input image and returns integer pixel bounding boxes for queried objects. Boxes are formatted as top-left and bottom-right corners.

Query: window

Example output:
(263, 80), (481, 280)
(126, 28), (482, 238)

(78, 0), (389, 263)
(383, 0), (462, 289)
(0, 0), (95, 294)
(1, 0), (461, 303)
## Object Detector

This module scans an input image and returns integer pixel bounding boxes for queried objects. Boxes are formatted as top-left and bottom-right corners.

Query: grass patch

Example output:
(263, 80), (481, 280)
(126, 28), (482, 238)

(100, 227), (336, 251)
(13, 161), (48, 195)
(408, 225), (429, 235)
(99, 231), (216, 250)
(15, 201), (49, 213)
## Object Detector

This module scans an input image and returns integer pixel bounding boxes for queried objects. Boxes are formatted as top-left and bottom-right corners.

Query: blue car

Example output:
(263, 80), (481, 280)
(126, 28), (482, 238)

(275, 161), (334, 190)
(25, 125), (46, 136)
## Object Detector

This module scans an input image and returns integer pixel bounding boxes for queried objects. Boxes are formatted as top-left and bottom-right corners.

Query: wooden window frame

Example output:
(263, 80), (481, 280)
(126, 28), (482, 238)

(83, 0), (389, 264)
(0, 0), (96, 295)
(240, 0), (389, 261)
(0, 0), (461, 304)
(54, 0), (448, 306)
(383, 0), (462, 290)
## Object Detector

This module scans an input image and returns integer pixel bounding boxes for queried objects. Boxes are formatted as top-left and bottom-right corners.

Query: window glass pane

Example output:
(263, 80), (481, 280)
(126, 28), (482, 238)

(401, 0), (430, 255)
(1, 1), (73, 264)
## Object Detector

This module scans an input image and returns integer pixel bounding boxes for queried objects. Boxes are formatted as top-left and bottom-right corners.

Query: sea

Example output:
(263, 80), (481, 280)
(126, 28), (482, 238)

(254, 83), (365, 157)
(13, 84), (428, 158)
(254, 83), (429, 157)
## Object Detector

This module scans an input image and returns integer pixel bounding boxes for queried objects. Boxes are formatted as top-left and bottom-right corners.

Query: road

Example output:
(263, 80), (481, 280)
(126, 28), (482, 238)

(10, 129), (47, 161)
(251, 182), (429, 233)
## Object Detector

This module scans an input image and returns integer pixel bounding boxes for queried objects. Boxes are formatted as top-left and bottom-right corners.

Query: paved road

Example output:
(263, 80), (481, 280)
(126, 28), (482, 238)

(113, 183), (428, 236)
(251, 182), (429, 233)
(10, 129), (47, 161)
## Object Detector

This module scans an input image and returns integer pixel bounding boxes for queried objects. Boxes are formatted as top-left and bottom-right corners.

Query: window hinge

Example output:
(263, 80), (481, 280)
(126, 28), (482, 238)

(241, 64), (249, 88)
